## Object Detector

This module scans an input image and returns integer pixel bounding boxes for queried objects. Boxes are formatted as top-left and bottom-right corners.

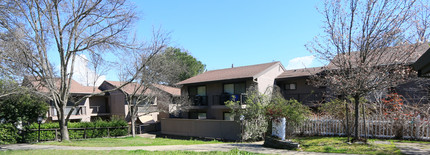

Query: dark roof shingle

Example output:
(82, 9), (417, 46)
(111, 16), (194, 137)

(177, 61), (281, 85)
(276, 67), (325, 79)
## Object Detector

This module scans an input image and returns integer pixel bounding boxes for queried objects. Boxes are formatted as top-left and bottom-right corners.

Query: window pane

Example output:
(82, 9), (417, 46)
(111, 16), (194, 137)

(189, 87), (197, 96)
(197, 86), (206, 96)
(198, 113), (206, 119)
(234, 83), (246, 94)
(290, 83), (296, 90)
(224, 113), (234, 121)
(224, 84), (234, 94)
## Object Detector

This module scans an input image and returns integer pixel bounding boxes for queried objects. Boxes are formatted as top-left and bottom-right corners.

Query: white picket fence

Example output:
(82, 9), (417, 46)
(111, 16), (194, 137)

(294, 116), (430, 140)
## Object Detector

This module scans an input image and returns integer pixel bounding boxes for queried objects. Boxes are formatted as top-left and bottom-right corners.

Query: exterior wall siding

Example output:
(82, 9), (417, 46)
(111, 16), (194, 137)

(256, 64), (284, 94)
(161, 118), (241, 140)
(180, 79), (254, 120)
(276, 77), (325, 106)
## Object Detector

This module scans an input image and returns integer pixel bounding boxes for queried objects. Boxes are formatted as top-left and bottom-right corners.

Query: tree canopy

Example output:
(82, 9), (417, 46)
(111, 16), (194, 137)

(0, 92), (48, 125)
(162, 47), (206, 84)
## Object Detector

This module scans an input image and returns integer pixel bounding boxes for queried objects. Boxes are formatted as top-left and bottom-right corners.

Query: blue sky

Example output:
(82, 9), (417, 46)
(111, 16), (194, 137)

(62, 0), (328, 84)
(132, 0), (325, 70)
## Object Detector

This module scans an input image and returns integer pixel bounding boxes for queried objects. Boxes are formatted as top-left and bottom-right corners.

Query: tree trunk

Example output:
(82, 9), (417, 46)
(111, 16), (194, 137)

(59, 116), (70, 141)
(362, 102), (367, 142)
(354, 95), (360, 141)
(345, 99), (350, 142)
(131, 115), (136, 137)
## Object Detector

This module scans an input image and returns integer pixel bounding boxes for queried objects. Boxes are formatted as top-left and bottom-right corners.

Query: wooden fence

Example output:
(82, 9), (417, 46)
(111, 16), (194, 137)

(294, 116), (430, 140)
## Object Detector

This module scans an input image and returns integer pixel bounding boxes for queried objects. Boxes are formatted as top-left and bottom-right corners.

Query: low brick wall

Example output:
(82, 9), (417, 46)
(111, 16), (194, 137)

(161, 118), (241, 140)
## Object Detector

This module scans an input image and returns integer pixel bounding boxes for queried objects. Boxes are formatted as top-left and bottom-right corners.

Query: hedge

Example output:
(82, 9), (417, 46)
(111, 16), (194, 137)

(0, 123), (20, 144)
(23, 119), (128, 142)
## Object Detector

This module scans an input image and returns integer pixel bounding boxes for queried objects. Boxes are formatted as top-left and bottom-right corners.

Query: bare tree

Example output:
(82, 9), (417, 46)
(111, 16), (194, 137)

(413, 0), (430, 42)
(307, 0), (425, 142)
(0, 0), (160, 141)
(116, 30), (190, 137)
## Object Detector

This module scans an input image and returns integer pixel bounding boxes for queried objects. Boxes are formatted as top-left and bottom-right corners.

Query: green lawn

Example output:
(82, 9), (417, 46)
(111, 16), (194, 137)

(291, 137), (402, 155)
(38, 136), (223, 147)
(0, 149), (263, 155)
(370, 139), (430, 144)
(26, 136), (424, 154)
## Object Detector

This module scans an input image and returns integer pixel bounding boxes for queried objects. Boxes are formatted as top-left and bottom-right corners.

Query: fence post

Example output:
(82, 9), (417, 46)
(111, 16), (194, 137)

(55, 129), (58, 141)
(107, 127), (110, 137)
(84, 128), (87, 139)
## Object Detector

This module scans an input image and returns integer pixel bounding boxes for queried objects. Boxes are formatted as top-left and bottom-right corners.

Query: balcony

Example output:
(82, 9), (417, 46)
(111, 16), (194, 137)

(50, 106), (86, 116)
(213, 94), (247, 106)
(189, 96), (208, 106)
(90, 106), (111, 116)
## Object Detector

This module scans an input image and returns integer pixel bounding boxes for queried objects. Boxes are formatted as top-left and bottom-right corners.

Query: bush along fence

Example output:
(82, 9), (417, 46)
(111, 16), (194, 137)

(23, 119), (128, 143)
(294, 116), (430, 140)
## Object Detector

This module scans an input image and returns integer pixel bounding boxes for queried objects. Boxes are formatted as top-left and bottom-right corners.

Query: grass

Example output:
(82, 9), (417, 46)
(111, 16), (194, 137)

(38, 136), (223, 147)
(291, 137), (402, 155)
(0, 149), (263, 155)
(369, 138), (430, 144)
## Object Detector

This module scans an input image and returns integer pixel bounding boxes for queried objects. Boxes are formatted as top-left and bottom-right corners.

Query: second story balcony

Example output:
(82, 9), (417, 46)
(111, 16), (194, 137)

(50, 106), (86, 116)
(213, 94), (247, 106)
(90, 106), (110, 116)
(189, 96), (208, 106)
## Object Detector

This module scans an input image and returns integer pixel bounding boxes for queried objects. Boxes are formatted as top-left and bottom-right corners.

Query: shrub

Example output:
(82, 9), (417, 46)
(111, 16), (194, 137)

(266, 94), (311, 138)
(0, 123), (20, 144)
(23, 119), (128, 142)
(226, 85), (270, 141)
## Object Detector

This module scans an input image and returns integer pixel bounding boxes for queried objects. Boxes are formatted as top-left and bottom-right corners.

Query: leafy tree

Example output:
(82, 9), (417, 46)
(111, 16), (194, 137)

(266, 93), (311, 138)
(0, 93), (48, 125)
(162, 47), (206, 84)
(226, 85), (270, 141)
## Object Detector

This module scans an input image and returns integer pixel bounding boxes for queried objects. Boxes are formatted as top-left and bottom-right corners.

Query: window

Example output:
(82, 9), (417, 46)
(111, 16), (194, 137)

(285, 83), (296, 90)
(198, 113), (206, 119)
(224, 112), (234, 121)
(189, 112), (206, 119)
(189, 86), (206, 96)
(223, 83), (246, 94)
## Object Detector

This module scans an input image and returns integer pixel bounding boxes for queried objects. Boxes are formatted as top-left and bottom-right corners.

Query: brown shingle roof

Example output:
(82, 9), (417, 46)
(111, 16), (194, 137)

(104, 81), (180, 96)
(153, 84), (181, 96)
(24, 77), (101, 94)
(177, 61), (281, 85)
(104, 81), (151, 95)
(276, 67), (325, 79)
(328, 44), (429, 68)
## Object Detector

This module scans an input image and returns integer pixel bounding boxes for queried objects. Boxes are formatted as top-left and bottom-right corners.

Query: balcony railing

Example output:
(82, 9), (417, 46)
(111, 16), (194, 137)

(189, 96), (208, 106)
(213, 94), (247, 105)
(51, 106), (86, 116)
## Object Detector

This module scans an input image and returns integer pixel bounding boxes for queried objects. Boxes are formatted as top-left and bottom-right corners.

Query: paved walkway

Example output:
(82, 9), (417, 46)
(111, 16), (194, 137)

(373, 141), (430, 155)
(393, 142), (430, 155)
(0, 142), (348, 155)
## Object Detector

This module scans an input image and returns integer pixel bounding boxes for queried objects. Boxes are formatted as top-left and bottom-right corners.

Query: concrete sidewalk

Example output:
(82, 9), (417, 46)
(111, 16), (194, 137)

(0, 142), (349, 155)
